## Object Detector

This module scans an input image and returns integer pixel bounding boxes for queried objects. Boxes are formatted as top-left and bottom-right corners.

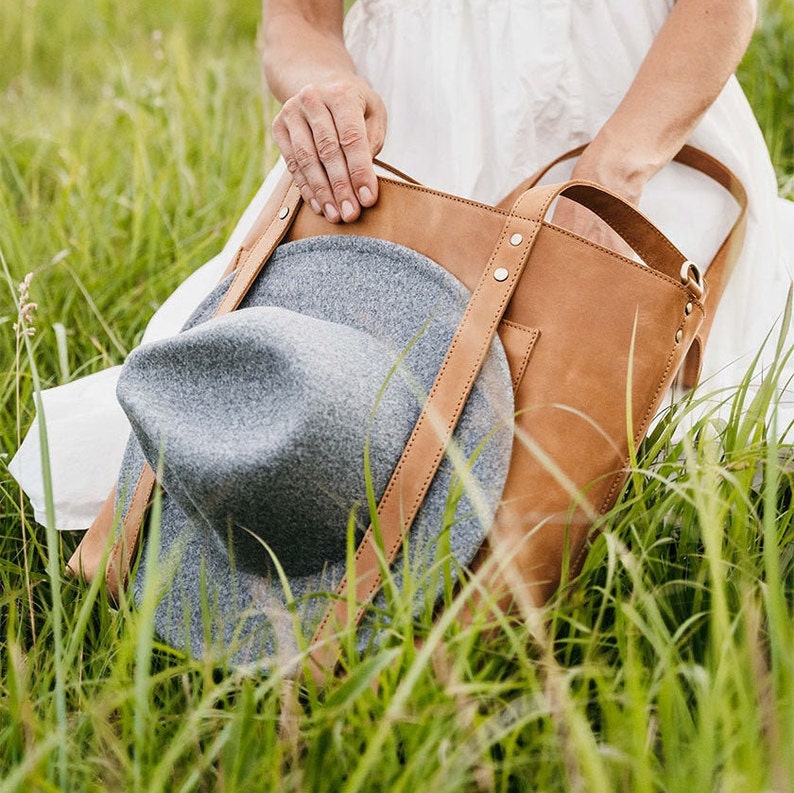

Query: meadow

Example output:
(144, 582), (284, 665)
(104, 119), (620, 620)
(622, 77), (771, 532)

(1, 1), (794, 790)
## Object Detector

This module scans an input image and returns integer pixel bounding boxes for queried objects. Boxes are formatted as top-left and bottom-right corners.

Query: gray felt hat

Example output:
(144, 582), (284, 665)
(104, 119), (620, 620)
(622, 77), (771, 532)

(115, 235), (514, 669)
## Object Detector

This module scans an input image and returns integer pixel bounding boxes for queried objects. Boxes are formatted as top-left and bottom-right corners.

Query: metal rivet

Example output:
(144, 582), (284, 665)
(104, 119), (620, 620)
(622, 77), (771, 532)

(494, 267), (510, 282)
(509, 233), (523, 247)
(675, 329), (683, 343)
(278, 206), (289, 220)
(685, 302), (693, 315)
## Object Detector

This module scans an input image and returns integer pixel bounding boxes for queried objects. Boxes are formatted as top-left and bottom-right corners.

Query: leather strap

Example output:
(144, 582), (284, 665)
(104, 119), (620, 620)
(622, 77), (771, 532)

(106, 465), (157, 599)
(219, 175), (302, 312)
(308, 189), (546, 671)
(65, 485), (118, 583)
(498, 143), (748, 387)
(671, 146), (748, 386)
(372, 158), (422, 185)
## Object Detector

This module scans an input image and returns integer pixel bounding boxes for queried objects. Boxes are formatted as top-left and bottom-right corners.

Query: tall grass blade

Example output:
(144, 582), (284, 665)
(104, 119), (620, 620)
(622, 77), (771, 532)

(1, 247), (67, 789)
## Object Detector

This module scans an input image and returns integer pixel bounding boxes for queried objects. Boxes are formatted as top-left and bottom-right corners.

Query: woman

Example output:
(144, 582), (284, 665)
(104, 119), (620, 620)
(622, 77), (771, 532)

(11, 0), (794, 535)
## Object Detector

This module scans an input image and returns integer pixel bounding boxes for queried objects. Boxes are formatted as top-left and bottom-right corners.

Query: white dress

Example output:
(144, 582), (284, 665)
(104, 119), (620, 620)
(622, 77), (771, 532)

(11, 0), (794, 530)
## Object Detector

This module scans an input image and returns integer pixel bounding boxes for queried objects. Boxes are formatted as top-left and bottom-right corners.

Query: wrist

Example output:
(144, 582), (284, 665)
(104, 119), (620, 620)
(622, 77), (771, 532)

(573, 124), (677, 205)
(571, 146), (651, 206)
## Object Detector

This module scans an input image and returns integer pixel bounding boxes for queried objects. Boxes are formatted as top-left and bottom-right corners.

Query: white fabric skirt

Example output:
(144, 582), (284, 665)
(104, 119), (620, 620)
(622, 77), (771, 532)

(11, 0), (794, 529)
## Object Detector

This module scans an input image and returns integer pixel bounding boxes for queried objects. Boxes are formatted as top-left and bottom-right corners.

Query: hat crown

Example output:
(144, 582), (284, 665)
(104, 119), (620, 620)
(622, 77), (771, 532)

(118, 306), (420, 576)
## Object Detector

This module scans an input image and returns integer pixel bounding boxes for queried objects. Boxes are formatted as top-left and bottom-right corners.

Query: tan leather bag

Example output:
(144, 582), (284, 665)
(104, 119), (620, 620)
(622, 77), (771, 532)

(68, 145), (746, 671)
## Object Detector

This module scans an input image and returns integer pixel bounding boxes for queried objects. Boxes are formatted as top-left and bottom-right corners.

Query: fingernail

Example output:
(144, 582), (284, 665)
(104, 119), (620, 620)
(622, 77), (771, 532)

(324, 203), (340, 222)
(310, 198), (321, 214)
(341, 200), (356, 222)
(358, 186), (373, 205)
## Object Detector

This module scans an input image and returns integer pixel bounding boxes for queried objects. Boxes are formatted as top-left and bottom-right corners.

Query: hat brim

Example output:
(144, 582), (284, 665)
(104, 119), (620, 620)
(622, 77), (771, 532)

(118, 236), (514, 669)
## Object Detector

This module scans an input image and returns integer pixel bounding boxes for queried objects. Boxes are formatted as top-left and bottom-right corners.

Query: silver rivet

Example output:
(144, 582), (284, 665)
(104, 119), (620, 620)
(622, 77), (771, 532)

(278, 206), (289, 220)
(509, 233), (523, 247)
(685, 302), (693, 315)
(494, 267), (509, 282)
(675, 329), (683, 343)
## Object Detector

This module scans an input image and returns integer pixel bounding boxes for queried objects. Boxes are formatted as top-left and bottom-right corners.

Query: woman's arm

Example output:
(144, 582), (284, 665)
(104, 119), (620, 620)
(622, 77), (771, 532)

(553, 0), (756, 249)
(261, 0), (386, 223)
(572, 0), (758, 201)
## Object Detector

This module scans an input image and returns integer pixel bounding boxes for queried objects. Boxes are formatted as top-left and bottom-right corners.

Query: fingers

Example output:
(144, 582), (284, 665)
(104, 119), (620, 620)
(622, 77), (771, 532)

(273, 79), (386, 223)
(275, 102), (344, 221)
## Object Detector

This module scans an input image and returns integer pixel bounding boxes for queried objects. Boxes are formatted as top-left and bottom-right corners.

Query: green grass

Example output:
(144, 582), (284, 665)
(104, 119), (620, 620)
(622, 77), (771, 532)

(737, 0), (794, 191)
(2, 1), (794, 790)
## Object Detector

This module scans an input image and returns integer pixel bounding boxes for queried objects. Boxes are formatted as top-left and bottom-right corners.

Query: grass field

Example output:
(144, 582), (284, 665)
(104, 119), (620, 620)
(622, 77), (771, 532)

(2, 1), (794, 790)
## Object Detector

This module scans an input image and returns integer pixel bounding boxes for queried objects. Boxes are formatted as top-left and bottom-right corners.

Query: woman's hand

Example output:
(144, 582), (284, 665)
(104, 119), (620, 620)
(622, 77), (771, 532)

(272, 74), (387, 223)
(262, 1), (387, 223)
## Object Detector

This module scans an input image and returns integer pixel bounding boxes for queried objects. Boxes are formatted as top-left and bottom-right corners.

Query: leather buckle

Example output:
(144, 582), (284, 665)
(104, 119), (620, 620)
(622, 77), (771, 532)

(680, 260), (704, 300)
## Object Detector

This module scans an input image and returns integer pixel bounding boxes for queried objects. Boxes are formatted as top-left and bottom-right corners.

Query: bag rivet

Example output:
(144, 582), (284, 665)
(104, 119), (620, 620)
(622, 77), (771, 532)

(278, 206), (290, 220)
(493, 267), (509, 282)
(509, 233), (523, 246)
(675, 329), (683, 343)
(685, 302), (693, 315)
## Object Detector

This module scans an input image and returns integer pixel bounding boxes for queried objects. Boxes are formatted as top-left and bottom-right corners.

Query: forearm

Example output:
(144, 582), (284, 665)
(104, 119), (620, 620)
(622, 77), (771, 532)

(261, 1), (356, 103)
(576, 0), (757, 202)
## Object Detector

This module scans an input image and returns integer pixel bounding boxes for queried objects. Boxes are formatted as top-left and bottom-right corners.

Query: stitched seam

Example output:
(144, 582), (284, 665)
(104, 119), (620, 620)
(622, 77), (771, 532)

(354, 227), (531, 610)
(220, 182), (296, 314)
(376, 177), (550, 226)
(572, 327), (686, 576)
(597, 344), (678, 519)
(379, 177), (513, 217)
(543, 224), (697, 296)
(500, 322), (540, 390)
(107, 465), (152, 588)
(501, 318), (536, 332)
(516, 328), (540, 390)
(387, 178), (554, 228)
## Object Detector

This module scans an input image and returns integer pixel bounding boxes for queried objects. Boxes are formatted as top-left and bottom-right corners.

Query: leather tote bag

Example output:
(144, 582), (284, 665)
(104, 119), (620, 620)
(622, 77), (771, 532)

(68, 145), (747, 672)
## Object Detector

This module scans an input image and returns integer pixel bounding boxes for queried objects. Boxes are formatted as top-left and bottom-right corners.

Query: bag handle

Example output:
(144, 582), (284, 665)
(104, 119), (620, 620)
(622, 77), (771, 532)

(372, 159), (422, 185)
(498, 143), (748, 387)
(496, 143), (746, 210)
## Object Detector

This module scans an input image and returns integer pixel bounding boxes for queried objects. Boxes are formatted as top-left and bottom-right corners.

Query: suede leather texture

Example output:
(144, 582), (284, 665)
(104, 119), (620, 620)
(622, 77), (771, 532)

(115, 236), (514, 669)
